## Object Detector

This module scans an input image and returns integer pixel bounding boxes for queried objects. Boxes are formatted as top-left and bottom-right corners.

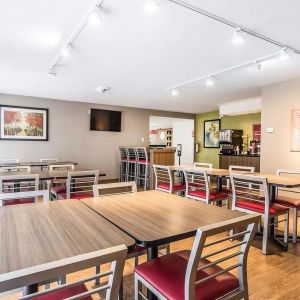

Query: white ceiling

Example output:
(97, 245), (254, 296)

(1, 0), (300, 113)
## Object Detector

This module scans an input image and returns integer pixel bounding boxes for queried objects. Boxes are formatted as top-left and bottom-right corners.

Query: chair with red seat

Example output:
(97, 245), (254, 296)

(193, 162), (212, 169)
(127, 147), (138, 182)
(153, 165), (185, 195)
(49, 164), (75, 200)
(1, 245), (127, 300)
(275, 169), (300, 243)
(58, 170), (99, 200)
(184, 169), (229, 207)
(119, 146), (129, 182)
(230, 173), (289, 254)
(135, 213), (259, 300)
(136, 147), (150, 190)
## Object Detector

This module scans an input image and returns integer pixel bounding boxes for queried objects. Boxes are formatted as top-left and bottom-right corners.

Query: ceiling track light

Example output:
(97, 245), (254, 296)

(279, 48), (292, 60)
(166, 49), (289, 91)
(232, 27), (245, 44)
(171, 88), (179, 96)
(48, 0), (104, 75)
(144, 0), (160, 13)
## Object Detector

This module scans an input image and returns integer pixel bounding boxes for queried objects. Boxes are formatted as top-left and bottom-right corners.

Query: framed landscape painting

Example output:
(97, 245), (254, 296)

(0, 105), (48, 141)
(204, 119), (220, 148)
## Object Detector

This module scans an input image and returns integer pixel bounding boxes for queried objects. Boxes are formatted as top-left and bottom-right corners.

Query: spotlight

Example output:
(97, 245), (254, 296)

(171, 88), (179, 96)
(279, 48), (292, 60)
(205, 76), (215, 87)
(62, 45), (71, 57)
(144, 0), (159, 13)
(88, 9), (102, 25)
(49, 67), (57, 76)
(249, 61), (261, 71)
(232, 27), (245, 44)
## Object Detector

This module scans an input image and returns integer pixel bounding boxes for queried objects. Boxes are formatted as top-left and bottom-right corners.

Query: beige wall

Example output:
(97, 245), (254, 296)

(261, 78), (300, 173)
(0, 94), (194, 178)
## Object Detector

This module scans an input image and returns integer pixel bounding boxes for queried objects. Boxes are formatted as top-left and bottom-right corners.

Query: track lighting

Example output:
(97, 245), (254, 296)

(232, 27), (245, 44)
(171, 88), (179, 96)
(144, 0), (160, 13)
(249, 61), (261, 71)
(279, 48), (292, 60)
(62, 45), (71, 58)
(205, 76), (215, 87)
(88, 9), (102, 25)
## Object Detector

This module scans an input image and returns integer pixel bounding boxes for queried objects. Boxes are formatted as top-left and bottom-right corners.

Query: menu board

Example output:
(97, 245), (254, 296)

(291, 109), (300, 152)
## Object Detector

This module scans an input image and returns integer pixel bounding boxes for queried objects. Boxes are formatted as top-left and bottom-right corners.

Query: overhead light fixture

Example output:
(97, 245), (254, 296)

(205, 76), (215, 87)
(88, 9), (102, 25)
(249, 61), (261, 71)
(144, 0), (160, 13)
(96, 86), (111, 93)
(232, 27), (245, 44)
(279, 48), (292, 60)
(62, 45), (71, 57)
(171, 88), (179, 96)
(49, 67), (57, 77)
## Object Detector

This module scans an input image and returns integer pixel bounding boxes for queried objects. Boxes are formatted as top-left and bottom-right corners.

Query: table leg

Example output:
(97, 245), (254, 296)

(147, 246), (158, 300)
(23, 284), (38, 296)
(216, 177), (223, 206)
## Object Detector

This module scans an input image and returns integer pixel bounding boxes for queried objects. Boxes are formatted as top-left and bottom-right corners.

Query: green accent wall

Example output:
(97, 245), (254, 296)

(195, 112), (261, 168)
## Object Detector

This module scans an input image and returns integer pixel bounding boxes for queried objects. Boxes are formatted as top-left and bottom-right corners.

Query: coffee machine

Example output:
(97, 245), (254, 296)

(219, 129), (243, 155)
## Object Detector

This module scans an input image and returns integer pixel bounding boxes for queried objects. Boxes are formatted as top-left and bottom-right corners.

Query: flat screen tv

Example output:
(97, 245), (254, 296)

(90, 109), (121, 132)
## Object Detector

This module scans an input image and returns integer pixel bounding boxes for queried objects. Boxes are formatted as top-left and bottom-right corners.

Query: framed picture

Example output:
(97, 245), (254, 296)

(0, 105), (49, 141)
(204, 119), (221, 148)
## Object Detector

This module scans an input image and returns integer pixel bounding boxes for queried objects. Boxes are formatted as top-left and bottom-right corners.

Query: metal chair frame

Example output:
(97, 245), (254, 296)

(119, 147), (129, 182)
(136, 147), (150, 191)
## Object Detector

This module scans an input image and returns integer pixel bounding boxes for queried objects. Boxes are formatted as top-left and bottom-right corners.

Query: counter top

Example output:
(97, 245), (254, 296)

(219, 153), (260, 157)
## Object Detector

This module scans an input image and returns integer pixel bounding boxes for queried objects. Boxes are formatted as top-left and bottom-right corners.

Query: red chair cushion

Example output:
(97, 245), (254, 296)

(2, 198), (34, 206)
(275, 196), (300, 208)
(58, 192), (94, 200)
(32, 283), (92, 300)
(158, 183), (185, 191)
(138, 159), (150, 163)
(50, 186), (66, 195)
(188, 190), (227, 201)
(135, 250), (239, 300)
(236, 200), (289, 215)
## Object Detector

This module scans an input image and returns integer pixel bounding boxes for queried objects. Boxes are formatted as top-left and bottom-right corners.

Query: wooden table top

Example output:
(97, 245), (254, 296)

(82, 191), (244, 247)
(169, 165), (230, 177)
(0, 161), (78, 167)
(0, 200), (134, 279)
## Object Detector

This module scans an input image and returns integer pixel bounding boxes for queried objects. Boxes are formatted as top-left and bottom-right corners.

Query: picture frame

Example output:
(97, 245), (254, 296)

(204, 119), (221, 148)
(0, 105), (49, 141)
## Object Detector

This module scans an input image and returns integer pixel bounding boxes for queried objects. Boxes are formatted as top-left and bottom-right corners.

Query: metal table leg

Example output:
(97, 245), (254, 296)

(147, 246), (158, 300)
(23, 284), (38, 296)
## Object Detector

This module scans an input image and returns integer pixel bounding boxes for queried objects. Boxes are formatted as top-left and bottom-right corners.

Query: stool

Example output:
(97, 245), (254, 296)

(118, 146), (129, 182)
(136, 147), (150, 190)
(127, 147), (138, 182)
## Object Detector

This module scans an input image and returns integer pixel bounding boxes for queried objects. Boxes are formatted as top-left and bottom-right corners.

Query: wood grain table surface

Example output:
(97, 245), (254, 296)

(0, 200), (134, 287)
(82, 190), (244, 247)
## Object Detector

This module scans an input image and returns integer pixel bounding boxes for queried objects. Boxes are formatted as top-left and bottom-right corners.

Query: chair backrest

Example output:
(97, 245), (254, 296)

(193, 162), (213, 169)
(127, 147), (137, 161)
(0, 159), (19, 164)
(229, 165), (255, 173)
(0, 166), (31, 172)
(93, 181), (137, 197)
(49, 164), (75, 171)
(185, 214), (259, 300)
(152, 165), (172, 192)
(136, 147), (148, 163)
(277, 169), (300, 195)
(119, 146), (128, 161)
(66, 171), (99, 199)
(0, 189), (49, 206)
(230, 174), (270, 215)
(40, 158), (59, 163)
(1, 245), (128, 300)
(184, 169), (210, 203)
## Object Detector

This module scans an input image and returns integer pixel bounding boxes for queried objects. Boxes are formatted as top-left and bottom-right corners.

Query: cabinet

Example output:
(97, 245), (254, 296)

(219, 155), (260, 172)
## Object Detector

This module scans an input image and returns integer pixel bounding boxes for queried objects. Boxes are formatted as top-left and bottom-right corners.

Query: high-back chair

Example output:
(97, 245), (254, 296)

(0, 174), (39, 206)
(135, 214), (260, 300)
(93, 181), (137, 197)
(193, 162), (213, 169)
(119, 146), (129, 182)
(49, 164), (75, 200)
(127, 147), (138, 182)
(0, 245), (128, 300)
(153, 165), (185, 195)
(0, 166), (30, 172)
(184, 169), (229, 207)
(136, 147), (150, 190)
(276, 169), (300, 243)
(58, 170), (99, 200)
(230, 173), (289, 254)
(39, 158), (59, 171)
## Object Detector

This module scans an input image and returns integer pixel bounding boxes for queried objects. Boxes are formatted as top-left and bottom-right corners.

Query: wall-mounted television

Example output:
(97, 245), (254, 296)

(90, 109), (122, 132)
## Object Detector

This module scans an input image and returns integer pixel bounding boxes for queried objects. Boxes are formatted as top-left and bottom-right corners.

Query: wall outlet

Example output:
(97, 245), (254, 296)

(266, 127), (274, 133)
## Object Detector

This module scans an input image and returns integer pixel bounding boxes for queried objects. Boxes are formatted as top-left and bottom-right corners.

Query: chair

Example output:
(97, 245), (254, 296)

(0, 245), (127, 300)
(58, 170), (99, 200)
(0, 159), (19, 164)
(230, 173), (289, 254)
(135, 214), (259, 300)
(0, 174), (39, 206)
(0, 166), (30, 172)
(49, 164), (75, 200)
(275, 169), (300, 243)
(184, 169), (229, 207)
(153, 165), (185, 195)
(119, 147), (129, 182)
(193, 162), (213, 169)
(136, 147), (150, 190)
(40, 158), (59, 163)
(127, 147), (138, 182)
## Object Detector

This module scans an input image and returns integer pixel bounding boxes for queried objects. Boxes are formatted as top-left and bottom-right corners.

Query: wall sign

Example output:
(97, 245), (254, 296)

(291, 109), (300, 152)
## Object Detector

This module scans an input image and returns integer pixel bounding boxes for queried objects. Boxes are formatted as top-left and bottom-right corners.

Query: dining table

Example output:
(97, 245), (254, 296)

(0, 161), (78, 168)
(0, 200), (135, 295)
